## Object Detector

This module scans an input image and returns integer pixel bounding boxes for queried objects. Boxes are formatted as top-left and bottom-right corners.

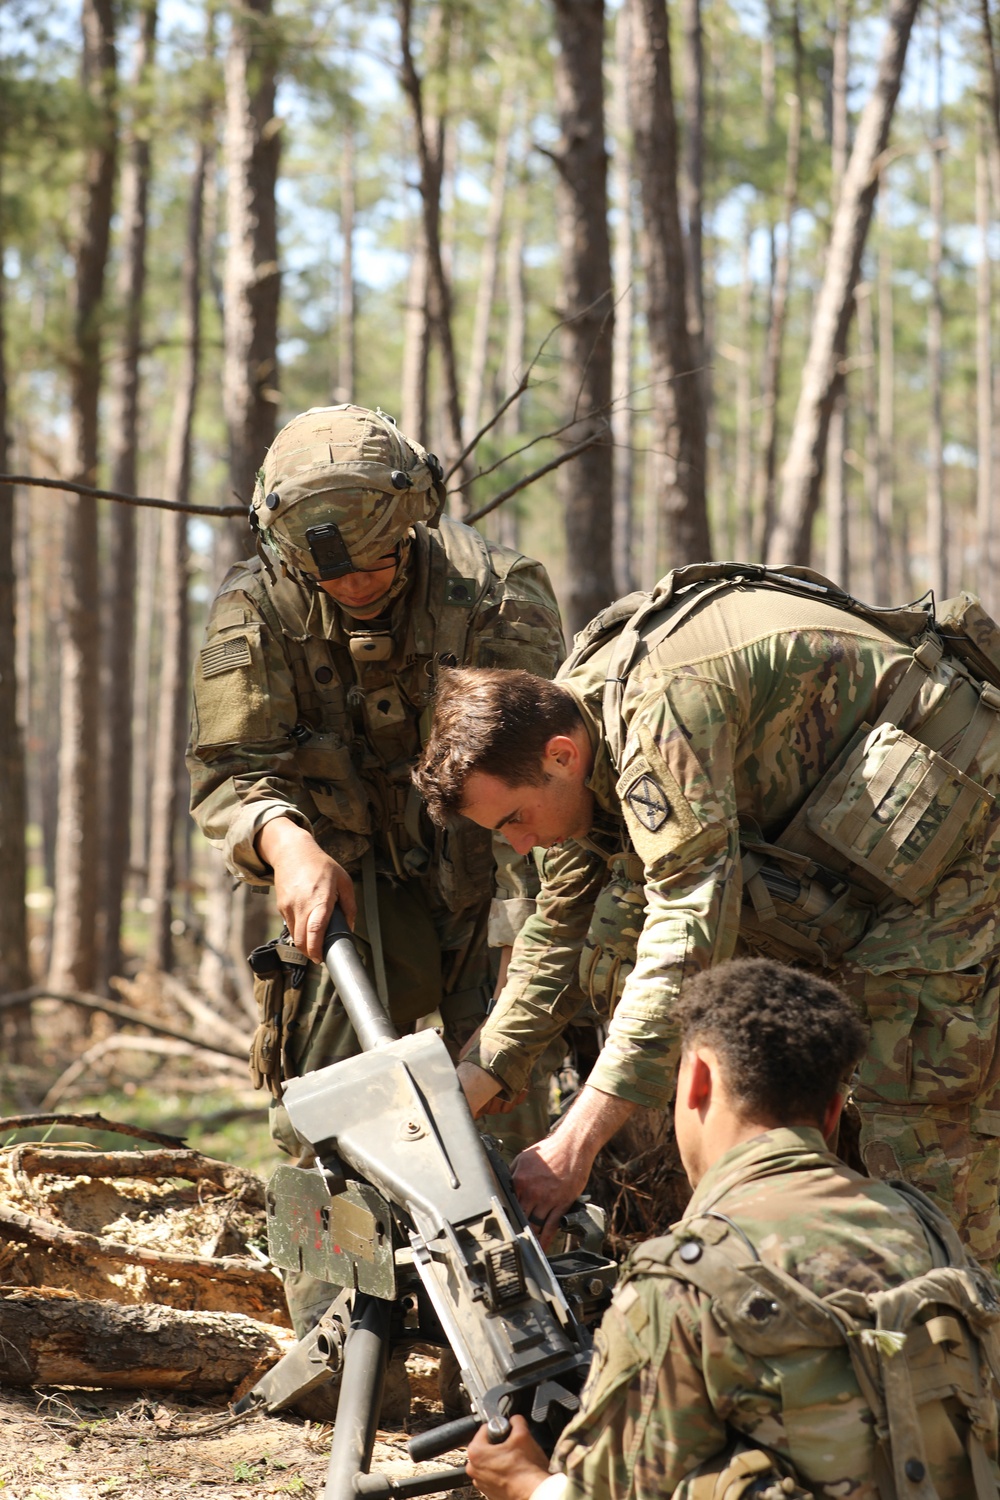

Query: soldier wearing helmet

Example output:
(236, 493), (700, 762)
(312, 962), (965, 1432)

(187, 405), (565, 1334)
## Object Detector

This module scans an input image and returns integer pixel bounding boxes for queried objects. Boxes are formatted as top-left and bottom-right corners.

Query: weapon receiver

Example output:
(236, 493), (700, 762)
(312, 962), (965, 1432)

(234, 909), (616, 1500)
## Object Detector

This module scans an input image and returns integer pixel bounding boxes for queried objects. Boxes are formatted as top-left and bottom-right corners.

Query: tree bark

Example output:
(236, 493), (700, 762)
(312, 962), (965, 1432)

(334, 112), (355, 406)
(223, 0), (281, 514)
(824, 0), (851, 587)
(147, 131), (206, 974)
(874, 178), (895, 603)
(401, 225), (430, 442)
(99, 0), (157, 990)
(734, 224), (754, 561)
(398, 0), (468, 488)
(753, 10), (802, 559)
(462, 88), (513, 446)
(926, 4), (946, 601)
(0, 1290), (290, 1396)
(977, 119), (995, 614)
(550, 0), (615, 632)
(497, 175), (527, 553)
(610, 3), (636, 595)
(854, 282), (879, 600)
(767, 0), (920, 566)
(129, 507), (159, 893)
(628, 0), (710, 571)
(49, 0), (118, 996)
(0, 100), (31, 1059)
(678, 0), (704, 358)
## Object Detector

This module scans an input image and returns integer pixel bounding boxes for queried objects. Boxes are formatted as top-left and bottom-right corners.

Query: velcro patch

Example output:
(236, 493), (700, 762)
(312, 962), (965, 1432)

(200, 634), (253, 678)
(626, 774), (671, 832)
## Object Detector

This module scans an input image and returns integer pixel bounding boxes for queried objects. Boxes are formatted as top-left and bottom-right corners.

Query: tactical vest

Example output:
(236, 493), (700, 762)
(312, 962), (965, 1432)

(236, 517), (559, 912)
(630, 1185), (1000, 1500)
(562, 563), (1000, 982)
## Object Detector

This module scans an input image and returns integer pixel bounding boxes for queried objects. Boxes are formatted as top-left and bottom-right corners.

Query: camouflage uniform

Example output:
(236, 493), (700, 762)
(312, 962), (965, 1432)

(550, 1127), (999, 1500)
(467, 571), (1000, 1263)
(188, 409), (564, 1185)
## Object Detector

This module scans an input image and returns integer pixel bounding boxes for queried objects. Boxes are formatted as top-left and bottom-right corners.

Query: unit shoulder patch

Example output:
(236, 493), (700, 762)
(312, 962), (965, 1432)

(626, 773), (672, 833)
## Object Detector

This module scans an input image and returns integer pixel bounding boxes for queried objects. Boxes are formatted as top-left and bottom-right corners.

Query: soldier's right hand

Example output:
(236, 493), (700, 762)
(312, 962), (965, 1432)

(256, 817), (358, 962)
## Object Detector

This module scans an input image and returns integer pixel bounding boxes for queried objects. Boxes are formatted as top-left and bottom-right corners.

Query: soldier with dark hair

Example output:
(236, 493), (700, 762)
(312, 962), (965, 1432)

(414, 564), (1000, 1268)
(466, 960), (1000, 1500)
(187, 404), (565, 1334)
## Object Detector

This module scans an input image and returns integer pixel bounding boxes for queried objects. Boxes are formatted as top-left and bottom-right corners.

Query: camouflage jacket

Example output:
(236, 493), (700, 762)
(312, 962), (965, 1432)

(471, 576), (1000, 1104)
(552, 1127), (993, 1500)
(188, 517), (564, 940)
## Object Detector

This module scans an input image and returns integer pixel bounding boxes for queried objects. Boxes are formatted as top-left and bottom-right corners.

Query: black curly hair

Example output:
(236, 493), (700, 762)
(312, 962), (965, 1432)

(673, 959), (868, 1125)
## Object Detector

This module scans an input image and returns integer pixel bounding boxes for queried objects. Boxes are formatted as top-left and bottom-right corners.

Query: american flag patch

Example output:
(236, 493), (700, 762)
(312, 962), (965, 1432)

(200, 634), (252, 678)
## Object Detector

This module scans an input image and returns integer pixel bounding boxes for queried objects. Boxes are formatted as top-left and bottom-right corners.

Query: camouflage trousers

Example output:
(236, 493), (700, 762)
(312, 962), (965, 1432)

(268, 872), (557, 1336)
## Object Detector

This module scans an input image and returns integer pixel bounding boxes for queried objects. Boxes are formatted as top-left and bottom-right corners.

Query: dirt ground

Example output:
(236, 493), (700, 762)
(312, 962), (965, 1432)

(0, 1354), (470, 1500)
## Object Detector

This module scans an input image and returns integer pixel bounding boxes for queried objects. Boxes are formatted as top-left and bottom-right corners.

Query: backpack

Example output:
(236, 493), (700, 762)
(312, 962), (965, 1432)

(642, 1183), (1000, 1500)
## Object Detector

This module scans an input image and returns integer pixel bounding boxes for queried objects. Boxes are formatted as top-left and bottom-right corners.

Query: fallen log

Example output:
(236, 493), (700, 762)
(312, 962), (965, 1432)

(0, 1287), (293, 1396)
(8, 1146), (265, 1208)
(0, 1204), (288, 1324)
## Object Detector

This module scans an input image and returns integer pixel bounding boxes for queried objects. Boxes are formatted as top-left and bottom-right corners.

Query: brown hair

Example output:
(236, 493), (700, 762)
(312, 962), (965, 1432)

(673, 959), (867, 1126)
(414, 667), (583, 825)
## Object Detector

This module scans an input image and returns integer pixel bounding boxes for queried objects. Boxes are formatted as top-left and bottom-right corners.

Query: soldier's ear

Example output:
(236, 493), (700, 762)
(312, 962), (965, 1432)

(820, 1085), (846, 1146)
(542, 731), (585, 775)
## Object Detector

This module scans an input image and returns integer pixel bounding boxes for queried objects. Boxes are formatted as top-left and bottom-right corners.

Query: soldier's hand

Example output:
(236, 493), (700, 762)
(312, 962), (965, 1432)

(256, 817), (357, 962)
(466, 1415), (550, 1500)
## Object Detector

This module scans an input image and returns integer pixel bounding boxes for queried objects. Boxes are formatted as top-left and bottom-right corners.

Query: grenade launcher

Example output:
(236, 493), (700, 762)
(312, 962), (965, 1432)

(233, 911), (616, 1500)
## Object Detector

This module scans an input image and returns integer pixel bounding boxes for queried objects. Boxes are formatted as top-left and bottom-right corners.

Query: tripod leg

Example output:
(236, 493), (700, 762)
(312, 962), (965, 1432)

(323, 1293), (391, 1500)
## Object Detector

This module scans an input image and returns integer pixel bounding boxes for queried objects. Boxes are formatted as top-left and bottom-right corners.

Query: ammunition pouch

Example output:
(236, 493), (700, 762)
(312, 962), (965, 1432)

(739, 841), (872, 969)
(248, 932), (310, 1099)
(579, 855), (646, 1015)
(677, 1443), (813, 1499)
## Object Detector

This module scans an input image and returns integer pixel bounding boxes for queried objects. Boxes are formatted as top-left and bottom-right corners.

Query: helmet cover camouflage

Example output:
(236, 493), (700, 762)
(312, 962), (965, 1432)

(250, 405), (447, 581)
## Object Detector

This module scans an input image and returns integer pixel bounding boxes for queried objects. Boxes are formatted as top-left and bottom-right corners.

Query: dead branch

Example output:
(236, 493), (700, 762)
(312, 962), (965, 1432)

(0, 1288), (291, 1395)
(148, 972), (250, 1056)
(0, 473), (243, 517)
(41, 1036), (246, 1112)
(466, 432), (606, 523)
(0, 1112), (186, 1148)
(0, 984), (246, 1060)
(8, 1146), (265, 1208)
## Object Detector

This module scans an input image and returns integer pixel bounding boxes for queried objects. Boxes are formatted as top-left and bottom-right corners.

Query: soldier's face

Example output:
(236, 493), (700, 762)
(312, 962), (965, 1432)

(318, 553), (398, 617)
(459, 733), (594, 855)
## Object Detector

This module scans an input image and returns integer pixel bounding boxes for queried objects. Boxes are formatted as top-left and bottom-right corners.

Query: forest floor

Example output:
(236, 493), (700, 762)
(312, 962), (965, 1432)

(0, 1353), (469, 1500)
(0, 996), (471, 1500)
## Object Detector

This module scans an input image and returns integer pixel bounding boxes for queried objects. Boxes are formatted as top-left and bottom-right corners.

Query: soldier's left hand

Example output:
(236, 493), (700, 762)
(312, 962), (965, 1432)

(466, 1415), (550, 1500)
(512, 1136), (589, 1249)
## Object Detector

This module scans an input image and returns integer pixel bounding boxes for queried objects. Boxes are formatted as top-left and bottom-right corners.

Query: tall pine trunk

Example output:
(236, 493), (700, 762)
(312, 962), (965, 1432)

(875, 180), (895, 602)
(678, 0), (704, 366)
(977, 119), (994, 613)
(824, 0), (851, 587)
(497, 174), (527, 553)
(767, 0), (920, 565)
(0, 106), (31, 1056)
(926, 7), (946, 600)
(49, 0), (117, 996)
(333, 113), (355, 405)
(148, 131), (207, 974)
(100, 0), (157, 988)
(629, 0), (710, 569)
(462, 88), (512, 445)
(610, 2), (635, 594)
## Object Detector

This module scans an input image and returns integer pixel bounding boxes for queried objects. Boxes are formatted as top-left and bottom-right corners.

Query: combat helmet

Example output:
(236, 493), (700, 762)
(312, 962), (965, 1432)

(249, 404), (447, 584)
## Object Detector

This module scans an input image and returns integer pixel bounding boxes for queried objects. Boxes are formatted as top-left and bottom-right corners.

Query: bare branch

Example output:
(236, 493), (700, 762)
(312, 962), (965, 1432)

(0, 474), (244, 517)
(466, 430), (607, 523)
(0, 985), (246, 1061)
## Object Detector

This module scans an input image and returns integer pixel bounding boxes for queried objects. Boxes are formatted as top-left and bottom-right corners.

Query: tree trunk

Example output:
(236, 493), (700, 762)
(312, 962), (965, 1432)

(854, 282), (879, 601)
(0, 1290), (289, 1396)
(401, 226), (430, 442)
(0, 110), (31, 1058)
(678, 0), (704, 360)
(463, 89), (512, 446)
(99, 0), (157, 989)
(753, 10), (802, 559)
(926, 5), (946, 601)
(767, 0), (920, 566)
(223, 0), (281, 514)
(628, 0), (710, 569)
(398, 0), (468, 489)
(610, 1), (635, 594)
(976, 127), (993, 613)
(734, 224), (754, 561)
(129, 509), (159, 894)
(497, 175), (527, 553)
(824, 0), (851, 587)
(49, 0), (117, 996)
(551, 0), (615, 633)
(147, 136), (206, 974)
(874, 177), (895, 603)
(333, 113), (355, 405)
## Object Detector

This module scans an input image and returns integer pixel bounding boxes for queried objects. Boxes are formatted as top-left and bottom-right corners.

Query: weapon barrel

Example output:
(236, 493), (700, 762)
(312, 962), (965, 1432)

(322, 909), (398, 1052)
